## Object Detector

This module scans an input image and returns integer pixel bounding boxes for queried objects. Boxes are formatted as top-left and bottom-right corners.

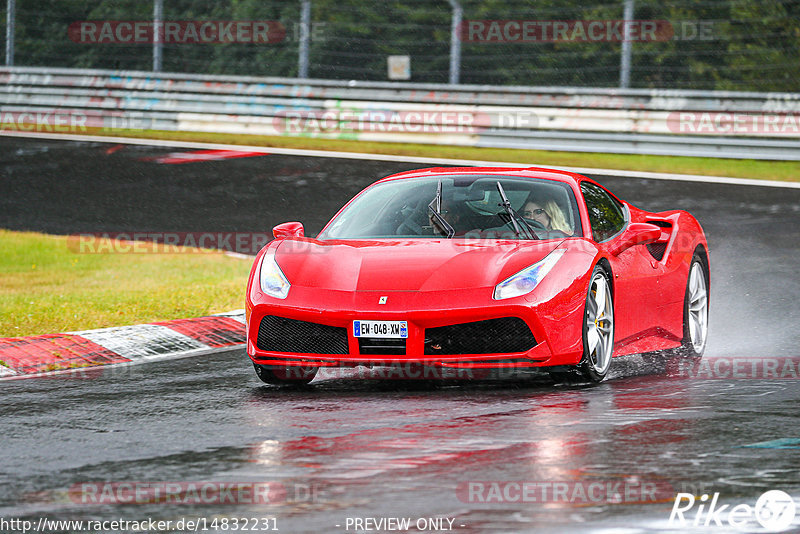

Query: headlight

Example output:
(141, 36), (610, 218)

(259, 249), (290, 299)
(493, 248), (565, 300)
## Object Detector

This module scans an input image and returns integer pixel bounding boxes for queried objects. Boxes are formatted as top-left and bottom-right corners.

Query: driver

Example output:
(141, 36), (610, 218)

(522, 199), (572, 234)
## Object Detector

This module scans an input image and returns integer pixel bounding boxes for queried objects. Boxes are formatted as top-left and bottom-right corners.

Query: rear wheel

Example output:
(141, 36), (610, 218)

(253, 363), (318, 385)
(681, 255), (709, 357)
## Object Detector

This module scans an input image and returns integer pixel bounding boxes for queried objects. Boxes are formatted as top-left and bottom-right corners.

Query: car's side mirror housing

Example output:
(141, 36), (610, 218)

(273, 222), (304, 239)
(610, 222), (662, 256)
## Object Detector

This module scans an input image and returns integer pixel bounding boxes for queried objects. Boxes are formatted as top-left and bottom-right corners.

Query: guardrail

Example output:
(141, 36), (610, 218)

(2, 67), (800, 160)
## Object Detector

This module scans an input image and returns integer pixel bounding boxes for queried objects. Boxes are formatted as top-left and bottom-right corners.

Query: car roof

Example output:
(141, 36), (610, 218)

(376, 166), (589, 187)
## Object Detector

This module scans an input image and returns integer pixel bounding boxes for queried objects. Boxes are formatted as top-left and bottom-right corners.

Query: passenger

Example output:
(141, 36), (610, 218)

(522, 199), (572, 234)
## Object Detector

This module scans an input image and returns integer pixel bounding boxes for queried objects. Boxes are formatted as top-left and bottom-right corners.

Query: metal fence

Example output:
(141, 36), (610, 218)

(2, 0), (799, 91)
(3, 66), (799, 160)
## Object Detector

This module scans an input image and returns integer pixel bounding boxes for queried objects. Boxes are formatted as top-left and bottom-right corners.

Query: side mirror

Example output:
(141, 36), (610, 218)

(610, 222), (662, 256)
(272, 222), (304, 239)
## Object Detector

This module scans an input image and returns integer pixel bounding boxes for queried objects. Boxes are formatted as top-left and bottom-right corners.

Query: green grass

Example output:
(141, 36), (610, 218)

(91, 127), (800, 182)
(0, 230), (252, 338)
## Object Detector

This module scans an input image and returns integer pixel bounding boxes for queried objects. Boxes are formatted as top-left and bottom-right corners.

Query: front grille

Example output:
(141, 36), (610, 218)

(424, 317), (536, 355)
(358, 337), (406, 355)
(257, 316), (349, 354)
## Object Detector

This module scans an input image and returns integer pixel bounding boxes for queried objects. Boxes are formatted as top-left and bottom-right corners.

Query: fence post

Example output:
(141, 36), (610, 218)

(153, 0), (163, 72)
(5, 0), (14, 66)
(619, 0), (634, 88)
(447, 0), (462, 85)
(298, 0), (311, 78)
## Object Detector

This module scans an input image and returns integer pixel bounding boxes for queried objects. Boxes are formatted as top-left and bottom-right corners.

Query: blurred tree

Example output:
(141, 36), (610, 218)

(4, 0), (799, 91)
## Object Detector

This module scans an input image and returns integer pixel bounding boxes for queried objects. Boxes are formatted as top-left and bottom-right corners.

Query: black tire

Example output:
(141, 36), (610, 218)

(551, 265), (615, 384)
(253, 363), (318, 385)
(679, 253), (709, 358)
(577, 265), (615, 382)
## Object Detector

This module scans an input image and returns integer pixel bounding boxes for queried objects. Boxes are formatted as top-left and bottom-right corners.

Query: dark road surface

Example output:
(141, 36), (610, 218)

(2, 136), (800, 533)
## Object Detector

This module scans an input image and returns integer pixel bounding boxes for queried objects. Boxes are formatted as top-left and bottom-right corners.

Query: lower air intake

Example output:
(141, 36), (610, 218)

(424, 317), (536, 355)
(257, 316), (349, 354)
(358, 337), (406, 356)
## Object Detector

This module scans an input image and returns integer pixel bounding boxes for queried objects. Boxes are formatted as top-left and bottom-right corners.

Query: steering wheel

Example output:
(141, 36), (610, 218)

(522, 218), (548, 231)
(494, 212), (546, 238)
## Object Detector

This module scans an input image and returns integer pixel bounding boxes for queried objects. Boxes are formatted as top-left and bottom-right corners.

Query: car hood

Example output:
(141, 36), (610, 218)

(274, 238), (565, 292)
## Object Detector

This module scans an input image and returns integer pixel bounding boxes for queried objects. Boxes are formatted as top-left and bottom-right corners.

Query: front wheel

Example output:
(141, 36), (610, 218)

(253, 363), (318, 385)
(578, 266), (615, 382)
(550, 266), (615, 383)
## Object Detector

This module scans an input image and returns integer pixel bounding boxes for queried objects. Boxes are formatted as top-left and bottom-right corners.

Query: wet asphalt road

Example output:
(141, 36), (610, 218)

(1, 136), (800, 533)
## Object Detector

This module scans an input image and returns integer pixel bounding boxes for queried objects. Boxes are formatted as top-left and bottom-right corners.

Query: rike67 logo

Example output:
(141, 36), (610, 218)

(670, 491), (796, 532)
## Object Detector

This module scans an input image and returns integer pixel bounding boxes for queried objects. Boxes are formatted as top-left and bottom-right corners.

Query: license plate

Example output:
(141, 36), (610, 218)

(353, 320), (408, 339)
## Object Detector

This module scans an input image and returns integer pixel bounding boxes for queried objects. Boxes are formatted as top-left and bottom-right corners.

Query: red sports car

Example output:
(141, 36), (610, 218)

(245, 167), (709, 384)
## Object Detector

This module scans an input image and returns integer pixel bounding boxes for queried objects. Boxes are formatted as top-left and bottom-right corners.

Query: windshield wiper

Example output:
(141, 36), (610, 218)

(428, 180), (455, 238)
(496, 182), (539, 240)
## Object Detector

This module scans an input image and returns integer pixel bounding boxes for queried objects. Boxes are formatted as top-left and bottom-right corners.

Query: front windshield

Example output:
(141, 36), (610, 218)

(319, 175), (582, 240)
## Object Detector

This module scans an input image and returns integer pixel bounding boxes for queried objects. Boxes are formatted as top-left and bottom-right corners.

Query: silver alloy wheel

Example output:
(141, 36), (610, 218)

(585, 271), (614, 375)
(687, 262), (709, 353)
